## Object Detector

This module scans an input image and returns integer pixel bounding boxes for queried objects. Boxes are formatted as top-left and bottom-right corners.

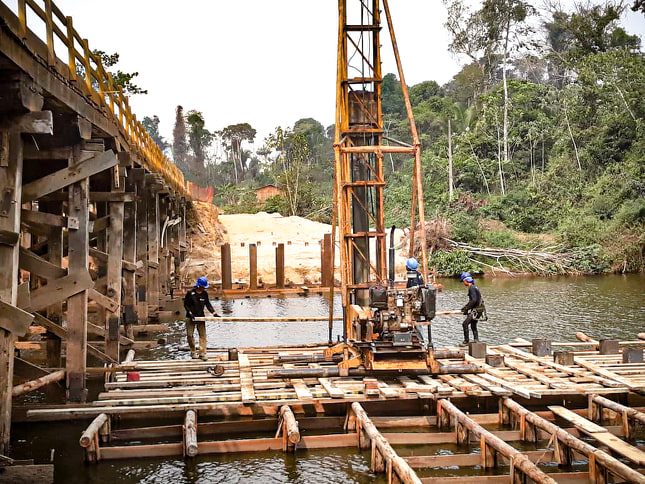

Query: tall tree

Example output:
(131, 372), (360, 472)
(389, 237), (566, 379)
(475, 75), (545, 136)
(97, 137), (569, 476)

(172, 105), (188, 172)
(220, 123), (257, 183)
(142, 115), (169, 151)
(186, 110), (213, 170)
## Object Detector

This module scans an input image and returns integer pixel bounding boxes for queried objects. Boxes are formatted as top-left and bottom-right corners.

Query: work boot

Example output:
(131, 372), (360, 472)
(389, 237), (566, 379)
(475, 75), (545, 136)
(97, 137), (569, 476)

(191, 351), (199, 359)
(461, 340), (469, 346)
(199, 352), (208, 361)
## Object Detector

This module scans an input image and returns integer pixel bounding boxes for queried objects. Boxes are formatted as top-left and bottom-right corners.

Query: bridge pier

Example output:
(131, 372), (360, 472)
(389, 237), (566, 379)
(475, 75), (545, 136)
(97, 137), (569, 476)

(0, 0), (192, 447)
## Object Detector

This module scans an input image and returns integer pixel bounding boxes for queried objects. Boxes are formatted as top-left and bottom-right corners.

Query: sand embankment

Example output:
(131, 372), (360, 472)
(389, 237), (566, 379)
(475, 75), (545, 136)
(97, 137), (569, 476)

(183, 206), (411, 287)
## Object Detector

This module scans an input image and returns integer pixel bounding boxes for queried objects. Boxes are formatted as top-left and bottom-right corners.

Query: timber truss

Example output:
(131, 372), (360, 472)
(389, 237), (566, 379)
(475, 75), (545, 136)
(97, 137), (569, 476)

(0, 0), (191, 454)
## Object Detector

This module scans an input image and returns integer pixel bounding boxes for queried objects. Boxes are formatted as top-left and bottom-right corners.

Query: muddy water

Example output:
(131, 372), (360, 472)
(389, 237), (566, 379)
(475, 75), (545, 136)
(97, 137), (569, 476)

(10, 274), (645, 483)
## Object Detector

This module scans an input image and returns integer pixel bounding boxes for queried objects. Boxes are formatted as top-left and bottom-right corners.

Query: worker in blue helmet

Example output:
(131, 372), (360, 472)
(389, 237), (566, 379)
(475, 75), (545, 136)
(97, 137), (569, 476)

(183, 276), (219, 360)
(405, 258), (424, 288)
(459, 272), (472, 282)
(460, 275), (485, 345)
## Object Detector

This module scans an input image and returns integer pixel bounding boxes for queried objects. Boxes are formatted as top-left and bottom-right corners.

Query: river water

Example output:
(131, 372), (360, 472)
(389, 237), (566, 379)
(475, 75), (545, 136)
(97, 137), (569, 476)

(10, 274), (645, 483)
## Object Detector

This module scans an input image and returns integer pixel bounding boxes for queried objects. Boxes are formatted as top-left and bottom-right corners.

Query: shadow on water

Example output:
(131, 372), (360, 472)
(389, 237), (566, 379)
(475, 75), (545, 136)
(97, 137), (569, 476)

(11, 273), (645, 482)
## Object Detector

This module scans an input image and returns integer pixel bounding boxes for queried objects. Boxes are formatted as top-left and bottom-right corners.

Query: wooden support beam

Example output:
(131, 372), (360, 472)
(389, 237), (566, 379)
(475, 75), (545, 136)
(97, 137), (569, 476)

(0, 131), (23, 452)
(238, 352), (256, 403)
(146, 179), (160, 314)
(24, 270), (93, 312)
(438, 399), (556, 484)
(133, 169), (147, 324)
(249, 244), (257, 290)
(0, 74), (44, 112)
(0, 111), (53, 134)
(279, 405), (300, 452)
(23, 146), (72, 160)
(22, 150), (118, 202)
(549, 405), (645, 466)
(183, 410), (198, 457)
(589, 393), (645, 439)
(12, 370), (64, 397)
(66, 164), (90, 402)
(275, 243), (285, 289)
(221, 243), (232, 290)
(105, 165), (125, 360)
(122, 169), (137, 338)
(79, 413), (109, 463)
(38, 192), (136, 203)
(18, 247), (67, 280)
(351, 402), (422, 483)
(39, 200), (64, 369)
(503, 398), (645, 483)
(20, 209), (68, 228)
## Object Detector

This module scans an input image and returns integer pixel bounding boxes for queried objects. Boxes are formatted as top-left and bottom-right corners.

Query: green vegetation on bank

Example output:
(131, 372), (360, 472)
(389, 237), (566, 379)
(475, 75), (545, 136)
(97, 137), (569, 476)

(145, 0), (644, 276)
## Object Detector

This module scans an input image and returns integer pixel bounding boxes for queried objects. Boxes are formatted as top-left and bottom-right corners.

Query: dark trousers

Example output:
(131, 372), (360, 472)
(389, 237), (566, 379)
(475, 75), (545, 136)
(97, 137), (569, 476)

(462, 314), (479, 342)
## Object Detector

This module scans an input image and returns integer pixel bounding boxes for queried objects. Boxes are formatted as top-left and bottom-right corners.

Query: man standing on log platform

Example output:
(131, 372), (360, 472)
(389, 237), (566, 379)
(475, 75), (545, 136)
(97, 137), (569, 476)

(460, 272), (485, 345)
(184, 277), (218, 360)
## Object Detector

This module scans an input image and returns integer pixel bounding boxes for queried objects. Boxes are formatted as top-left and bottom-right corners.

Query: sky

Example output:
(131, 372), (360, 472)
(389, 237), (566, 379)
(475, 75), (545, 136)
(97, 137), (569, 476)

(9, 0), (645, 153)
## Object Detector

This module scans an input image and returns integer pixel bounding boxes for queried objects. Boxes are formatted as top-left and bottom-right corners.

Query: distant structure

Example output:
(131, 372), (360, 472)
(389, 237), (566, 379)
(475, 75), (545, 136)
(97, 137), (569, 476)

(255, 184), (283, 203)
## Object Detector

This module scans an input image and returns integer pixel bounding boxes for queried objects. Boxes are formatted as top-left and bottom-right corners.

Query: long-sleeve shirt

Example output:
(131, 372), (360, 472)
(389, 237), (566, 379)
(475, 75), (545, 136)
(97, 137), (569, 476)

(463, 285), (482, 311)
(183, 288), (215, 318)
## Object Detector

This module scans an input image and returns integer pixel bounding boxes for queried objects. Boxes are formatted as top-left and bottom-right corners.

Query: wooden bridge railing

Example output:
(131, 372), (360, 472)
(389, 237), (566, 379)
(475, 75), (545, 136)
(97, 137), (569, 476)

(7, 0), (186, 195)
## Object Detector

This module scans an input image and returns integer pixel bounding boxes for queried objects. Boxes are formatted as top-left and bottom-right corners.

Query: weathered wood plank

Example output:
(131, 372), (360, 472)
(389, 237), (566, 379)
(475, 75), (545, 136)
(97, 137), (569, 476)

(88, 288), (119, 313)
(25, 270), (94, 312)
(18, 247), (67, 279)
(0, 300), (33, 337)
(0, 111), (53, 134)
(22, 150), (118, 202)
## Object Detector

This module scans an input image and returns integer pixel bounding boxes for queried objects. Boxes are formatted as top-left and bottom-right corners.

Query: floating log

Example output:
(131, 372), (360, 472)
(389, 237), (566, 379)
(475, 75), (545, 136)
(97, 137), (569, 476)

(184, 410), (198, 457)
(639, 333), (645, 341)
(438, 399), (556, 483)
(503, 398), (644, 483)
(79, 413), (109, 448)
(351, 402), (421, 484)
(12, 370), (65, 397)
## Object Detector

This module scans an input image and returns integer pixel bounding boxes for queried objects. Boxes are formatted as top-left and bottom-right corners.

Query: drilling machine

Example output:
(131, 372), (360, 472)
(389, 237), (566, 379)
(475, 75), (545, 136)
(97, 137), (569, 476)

(324, 0), (446, 373)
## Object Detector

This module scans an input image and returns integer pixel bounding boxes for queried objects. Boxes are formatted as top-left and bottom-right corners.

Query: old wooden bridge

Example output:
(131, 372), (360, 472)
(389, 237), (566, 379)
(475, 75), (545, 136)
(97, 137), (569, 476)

(0, 0), (190, 459)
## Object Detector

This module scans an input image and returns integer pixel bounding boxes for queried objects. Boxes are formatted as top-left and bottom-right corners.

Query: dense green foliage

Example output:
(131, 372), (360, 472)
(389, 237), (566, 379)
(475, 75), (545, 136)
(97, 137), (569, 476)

(144, 0), (644, 274)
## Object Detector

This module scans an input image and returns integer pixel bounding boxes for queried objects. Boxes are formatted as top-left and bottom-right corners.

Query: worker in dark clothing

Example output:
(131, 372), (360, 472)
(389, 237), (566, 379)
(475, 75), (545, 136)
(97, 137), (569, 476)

(184, 276), (218, 360)
(460, 272), (484, 344)
(405, 258), (424, 288)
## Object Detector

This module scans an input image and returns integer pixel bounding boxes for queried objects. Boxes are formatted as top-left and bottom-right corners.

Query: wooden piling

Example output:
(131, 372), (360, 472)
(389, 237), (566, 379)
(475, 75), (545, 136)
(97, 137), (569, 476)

(184, 410), (198, 457)
(503, 398), (644, 483)
(80, 413), (109, 462)
(66, 173), (89, 402)
(553, 350), (574, 366)
(221, 243), (232, 290)
(531, 338), (551, 357)
(599, 339), (619, 355)
(438, 399), (556, 484)
(275, 243), (285, 289)
(249, 244), (257, 290)
(133, 169), (148, 324)
(351, 402), (422, 483)
(280, 405), (300, 452)
(622, 346), (642, 363)
(321, 233), (332, 287)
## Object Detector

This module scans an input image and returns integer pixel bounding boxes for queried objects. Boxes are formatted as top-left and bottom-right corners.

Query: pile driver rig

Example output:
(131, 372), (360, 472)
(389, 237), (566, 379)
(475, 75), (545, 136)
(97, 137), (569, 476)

(324, 0), (455, 373)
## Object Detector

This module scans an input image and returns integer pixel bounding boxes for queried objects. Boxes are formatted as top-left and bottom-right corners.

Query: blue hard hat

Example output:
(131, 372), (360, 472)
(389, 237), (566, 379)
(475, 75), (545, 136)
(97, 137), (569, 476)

(196, 276), (209, 288)
(406, 258), (419, 270)
(463, 276), (475, 284)
(459, 272), (472, 281)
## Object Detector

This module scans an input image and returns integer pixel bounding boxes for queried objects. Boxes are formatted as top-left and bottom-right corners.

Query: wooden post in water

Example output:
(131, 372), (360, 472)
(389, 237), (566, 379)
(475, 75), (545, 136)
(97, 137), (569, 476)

(133, 169), (148, 324)
(66, 162), (89, 402)
(105, 165), (124, 360)
(249, 244), (257, 290)
(221, 243), (232, 290)
(41, 200), (63, 367)
(0, 131), (24, 451)
(322, 233), (333, 287)
(275, 243), (285, 289)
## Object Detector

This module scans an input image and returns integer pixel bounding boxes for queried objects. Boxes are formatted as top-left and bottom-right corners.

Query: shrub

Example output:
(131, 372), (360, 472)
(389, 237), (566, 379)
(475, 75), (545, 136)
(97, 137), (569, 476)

(557, 214), (604, 248)
(448, 211), (480, 243)
(482, 230), (520, 248)
(429, 250), (481, 276)
(569, 244), (611, 274)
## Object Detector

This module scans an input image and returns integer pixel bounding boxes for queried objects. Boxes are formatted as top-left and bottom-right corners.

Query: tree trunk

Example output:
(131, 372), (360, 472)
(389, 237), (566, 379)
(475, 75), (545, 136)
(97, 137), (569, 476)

(448, 119), (454, 200)
(501, 18), (510, 196)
